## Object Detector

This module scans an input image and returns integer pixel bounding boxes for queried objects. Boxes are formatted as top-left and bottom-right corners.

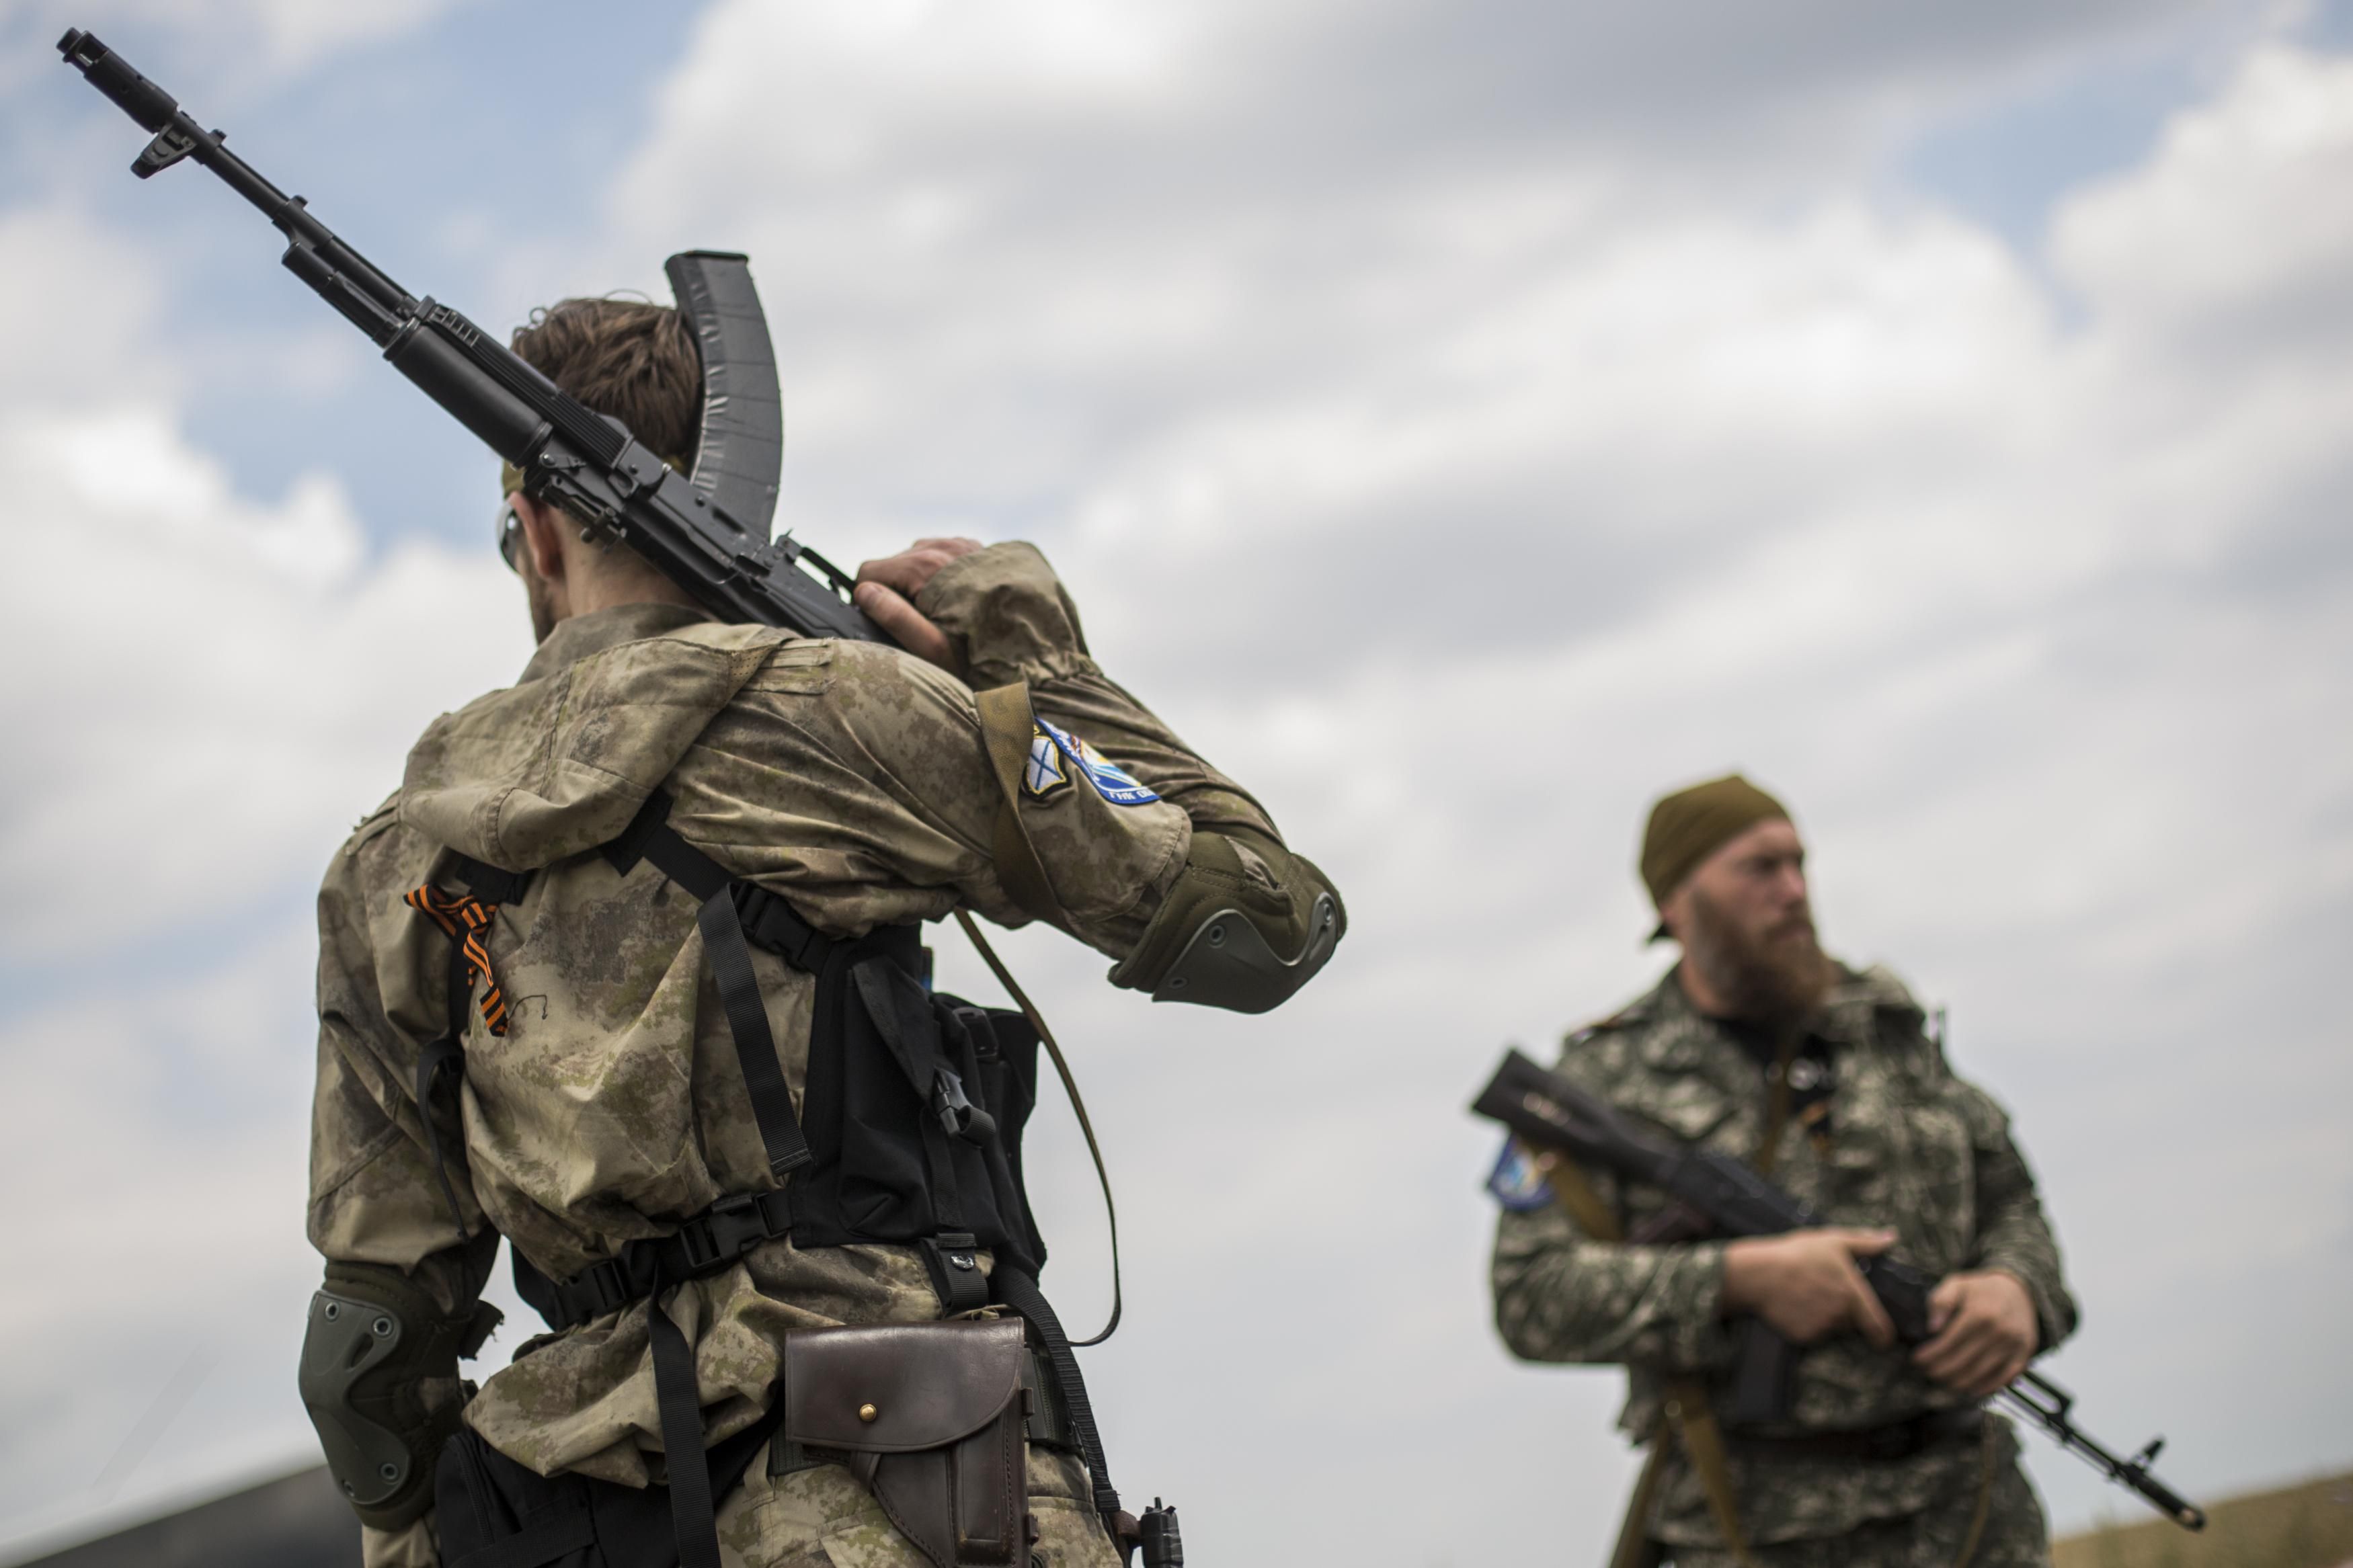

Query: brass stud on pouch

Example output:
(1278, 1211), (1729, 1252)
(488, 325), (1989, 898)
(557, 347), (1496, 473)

(859, 1403), (879, 1423)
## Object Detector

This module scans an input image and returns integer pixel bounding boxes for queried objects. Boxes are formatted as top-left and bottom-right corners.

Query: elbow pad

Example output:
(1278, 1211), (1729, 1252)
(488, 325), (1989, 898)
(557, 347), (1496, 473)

(1109, 828), (1345, 1013)
(298, 1262), (502, 1530)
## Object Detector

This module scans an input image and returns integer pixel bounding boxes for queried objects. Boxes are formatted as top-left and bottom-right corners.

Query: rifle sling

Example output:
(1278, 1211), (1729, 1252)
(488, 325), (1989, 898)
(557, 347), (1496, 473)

(1555, 1030), (1804, 1568)
(973, 683), (1076, 934)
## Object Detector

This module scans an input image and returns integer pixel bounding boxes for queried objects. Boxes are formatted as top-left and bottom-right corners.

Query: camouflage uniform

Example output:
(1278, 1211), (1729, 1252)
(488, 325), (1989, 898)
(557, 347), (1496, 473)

(1490, 964), (2076, 1567)
(311, 543), (1318, 1567)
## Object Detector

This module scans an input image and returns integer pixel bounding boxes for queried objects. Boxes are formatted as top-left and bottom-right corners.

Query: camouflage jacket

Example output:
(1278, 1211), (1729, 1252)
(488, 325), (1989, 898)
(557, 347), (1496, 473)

(309, 544), (1302, 1506)
(1488, 963), (2077, 1546)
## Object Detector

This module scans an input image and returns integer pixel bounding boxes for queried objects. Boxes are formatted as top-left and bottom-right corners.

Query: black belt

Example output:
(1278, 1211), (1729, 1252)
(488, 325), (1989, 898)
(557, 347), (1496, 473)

(1726, 1406), (1982, 1464)
(543, 1222), (1076, 1457)
(543, 1188), (795, 1331)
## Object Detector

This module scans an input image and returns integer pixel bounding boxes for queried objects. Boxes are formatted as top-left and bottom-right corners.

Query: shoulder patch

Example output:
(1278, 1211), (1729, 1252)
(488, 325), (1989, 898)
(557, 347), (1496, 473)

(1486, 1137), (1556, 1212)
(1023, 725), (1072, 799)
(1032, 718), (1158, 806)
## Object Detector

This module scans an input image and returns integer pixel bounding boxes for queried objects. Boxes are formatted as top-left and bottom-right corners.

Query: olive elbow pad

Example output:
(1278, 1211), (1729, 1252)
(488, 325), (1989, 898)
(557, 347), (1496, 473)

(1109, 829), (1345, 1013)
(298, 1262), (502, 1530)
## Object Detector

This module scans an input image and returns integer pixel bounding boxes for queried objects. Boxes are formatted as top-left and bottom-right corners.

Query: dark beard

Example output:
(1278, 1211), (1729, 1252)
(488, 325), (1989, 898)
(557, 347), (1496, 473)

(1683, 886), (1834, 1024)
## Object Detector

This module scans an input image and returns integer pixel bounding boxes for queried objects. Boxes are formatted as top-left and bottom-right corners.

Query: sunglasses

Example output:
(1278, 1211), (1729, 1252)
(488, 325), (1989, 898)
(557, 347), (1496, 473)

(497, 503), (522, 573)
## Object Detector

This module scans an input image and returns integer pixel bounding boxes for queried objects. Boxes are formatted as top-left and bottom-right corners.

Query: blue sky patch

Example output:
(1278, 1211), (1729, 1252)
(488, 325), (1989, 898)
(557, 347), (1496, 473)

(1035, 718), (1158, 807)
(1486, 1137), (1556, 1212)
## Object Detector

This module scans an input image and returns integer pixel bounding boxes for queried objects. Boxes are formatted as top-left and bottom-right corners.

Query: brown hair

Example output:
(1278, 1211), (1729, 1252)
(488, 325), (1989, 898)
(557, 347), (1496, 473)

(510, 297), (701, 465)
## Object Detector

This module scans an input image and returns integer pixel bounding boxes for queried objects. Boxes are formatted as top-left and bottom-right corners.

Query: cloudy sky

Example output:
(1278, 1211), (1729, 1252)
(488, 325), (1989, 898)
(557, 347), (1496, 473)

(2, 0), (2350, 1562)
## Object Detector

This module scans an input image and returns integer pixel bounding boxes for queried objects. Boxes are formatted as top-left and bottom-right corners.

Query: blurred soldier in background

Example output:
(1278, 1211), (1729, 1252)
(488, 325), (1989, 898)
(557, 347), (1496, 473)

(1489, 776), (2073, 1568)
(301, 298), (1343, 1568)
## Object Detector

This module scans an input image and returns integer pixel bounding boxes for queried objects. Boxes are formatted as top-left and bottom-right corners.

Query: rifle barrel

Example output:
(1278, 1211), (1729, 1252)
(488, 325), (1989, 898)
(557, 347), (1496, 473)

(57, 25), (886, 644)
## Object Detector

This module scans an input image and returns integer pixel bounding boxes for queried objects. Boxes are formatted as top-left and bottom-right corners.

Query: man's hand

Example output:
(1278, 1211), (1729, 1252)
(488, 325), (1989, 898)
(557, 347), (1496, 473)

(1721, 1227), (1899, 1348)
(853, 537), (982, 670)
(1913, 1270), (2038, 1397)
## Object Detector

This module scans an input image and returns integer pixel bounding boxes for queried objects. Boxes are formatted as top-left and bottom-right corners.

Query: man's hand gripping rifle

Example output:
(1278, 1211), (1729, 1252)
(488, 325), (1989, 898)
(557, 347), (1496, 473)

(58, 29), (883, 645)
(1472, 1048), (2206, 1532)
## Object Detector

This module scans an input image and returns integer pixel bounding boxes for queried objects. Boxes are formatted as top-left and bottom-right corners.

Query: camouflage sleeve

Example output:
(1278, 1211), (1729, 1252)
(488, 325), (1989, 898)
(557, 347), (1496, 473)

(1956, 1081), (2079, 1354)
(311, 820), (500, 1566)
(309, 815), (491, 1279)
(1490, 1191), (1733, 1373)
(362, 1518), (440, 1568)
(917, 542), (1280, 841)
(688, 540), (1333, 975)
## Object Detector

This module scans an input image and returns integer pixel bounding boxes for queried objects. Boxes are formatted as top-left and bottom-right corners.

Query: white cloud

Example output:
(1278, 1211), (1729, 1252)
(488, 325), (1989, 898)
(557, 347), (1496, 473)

(0, 402), (530, 955)
(0, 200), (528, 1556)
(594, 15), (2353, 1559)
(4, 3), (2351, 1563)
(1, 0), (475, 88)
(2057, 42), (2353, 339)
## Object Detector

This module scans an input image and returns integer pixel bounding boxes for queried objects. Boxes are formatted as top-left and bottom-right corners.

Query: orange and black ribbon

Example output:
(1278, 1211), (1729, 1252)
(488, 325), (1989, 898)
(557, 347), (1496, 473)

(405, 884), (512, 1036)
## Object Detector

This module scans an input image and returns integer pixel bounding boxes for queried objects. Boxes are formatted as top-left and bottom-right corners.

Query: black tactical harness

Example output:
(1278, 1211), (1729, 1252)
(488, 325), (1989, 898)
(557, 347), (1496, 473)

(413, 791), (1126, 1568)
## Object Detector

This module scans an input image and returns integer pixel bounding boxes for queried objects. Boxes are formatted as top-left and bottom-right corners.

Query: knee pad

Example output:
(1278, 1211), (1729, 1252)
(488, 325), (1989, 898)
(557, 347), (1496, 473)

(298, 1262), (500, 1529)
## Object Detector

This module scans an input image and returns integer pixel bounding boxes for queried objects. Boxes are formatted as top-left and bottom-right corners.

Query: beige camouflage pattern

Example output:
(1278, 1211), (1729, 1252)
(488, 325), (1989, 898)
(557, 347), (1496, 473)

(715, 1446), (1113, 1567)
(1490, 962), (2076, 1552)
(308, 543), (1288, 1561)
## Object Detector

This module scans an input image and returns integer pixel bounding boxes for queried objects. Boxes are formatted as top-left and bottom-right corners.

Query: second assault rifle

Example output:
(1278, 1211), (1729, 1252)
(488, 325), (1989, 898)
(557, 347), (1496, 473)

(57, 29), (884, 645)
(1473, 1047), (2206, 1530)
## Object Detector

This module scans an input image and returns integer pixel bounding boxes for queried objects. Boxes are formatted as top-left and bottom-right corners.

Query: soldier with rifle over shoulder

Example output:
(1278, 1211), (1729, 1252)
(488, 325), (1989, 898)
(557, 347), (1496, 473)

(1482, 776), (2194, 1568)
(61, 29), (1341, 1568)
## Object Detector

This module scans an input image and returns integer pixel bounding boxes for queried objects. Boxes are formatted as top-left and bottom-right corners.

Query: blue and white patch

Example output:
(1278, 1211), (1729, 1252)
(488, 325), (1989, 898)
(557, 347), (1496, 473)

(1486, 1137), (1556, 1212)
(1034, 718), (1159, 807)
(1023, 729), (1071, 798)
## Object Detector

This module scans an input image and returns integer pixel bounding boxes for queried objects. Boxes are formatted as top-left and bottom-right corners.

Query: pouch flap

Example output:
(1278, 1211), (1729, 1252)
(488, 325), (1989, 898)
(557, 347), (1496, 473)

(785, 1319), (1025, 1454)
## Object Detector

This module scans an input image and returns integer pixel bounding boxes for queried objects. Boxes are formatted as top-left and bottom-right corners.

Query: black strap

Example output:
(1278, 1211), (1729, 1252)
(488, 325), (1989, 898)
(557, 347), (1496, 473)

(955, 912), (1123, 1348)
(647, 1302), (723, 1568)
(854, 958), (971, 1231)
(446, 1496), (594, 1568)
(920, 1233), (990, 1314)
(541, 1189), (796, 1331)
(992, 1266), (1122, 1526)
(606, 791), (823, 1183)
(604, 792), (835, 971)
(416, 943), (473, 1243)
(696, 890), (812, 1181)
(448, 852), (533, 907)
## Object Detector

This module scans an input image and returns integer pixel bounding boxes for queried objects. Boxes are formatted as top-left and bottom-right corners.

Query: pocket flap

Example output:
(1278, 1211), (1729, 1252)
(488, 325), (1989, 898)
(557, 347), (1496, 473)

(785, 1318), (1025, 1453)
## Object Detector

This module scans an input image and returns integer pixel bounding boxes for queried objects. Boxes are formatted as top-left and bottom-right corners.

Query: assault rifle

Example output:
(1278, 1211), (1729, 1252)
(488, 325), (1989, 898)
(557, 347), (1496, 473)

(57, 29), (884, 644)
(1472, 1048), (2206, 1530)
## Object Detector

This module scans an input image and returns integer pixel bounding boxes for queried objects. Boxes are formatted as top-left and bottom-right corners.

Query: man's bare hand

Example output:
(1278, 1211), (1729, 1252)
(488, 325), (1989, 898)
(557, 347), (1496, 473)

(853, 537), (983, 671)
(1913, 1270), (2038, 1397)
(1721, 1228), (1899, 1348)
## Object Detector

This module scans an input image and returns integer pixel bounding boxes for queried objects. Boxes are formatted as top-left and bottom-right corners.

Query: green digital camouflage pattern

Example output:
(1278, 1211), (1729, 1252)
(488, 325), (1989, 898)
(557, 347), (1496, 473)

(1489, 964), (2077, 1551)
(1667, 1420), (2050, 1568)
(309, 543), (1300, 1563)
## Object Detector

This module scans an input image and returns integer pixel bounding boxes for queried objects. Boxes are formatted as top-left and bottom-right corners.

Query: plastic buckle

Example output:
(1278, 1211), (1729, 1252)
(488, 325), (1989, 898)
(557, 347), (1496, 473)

(678, 1192), (781, 1273)
(930, 1067), (997, 1145)
(733, 884), (826, 971)
(562, 1258), (631, 1327)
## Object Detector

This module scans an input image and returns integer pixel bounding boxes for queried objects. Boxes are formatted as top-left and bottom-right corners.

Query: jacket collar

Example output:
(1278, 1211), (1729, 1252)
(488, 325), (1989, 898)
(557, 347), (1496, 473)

(517, 602), (715, 684)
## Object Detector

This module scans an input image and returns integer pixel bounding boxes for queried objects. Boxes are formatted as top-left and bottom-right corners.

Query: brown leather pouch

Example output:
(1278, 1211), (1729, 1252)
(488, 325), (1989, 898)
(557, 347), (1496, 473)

(783, 1318), (1030, 1568)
